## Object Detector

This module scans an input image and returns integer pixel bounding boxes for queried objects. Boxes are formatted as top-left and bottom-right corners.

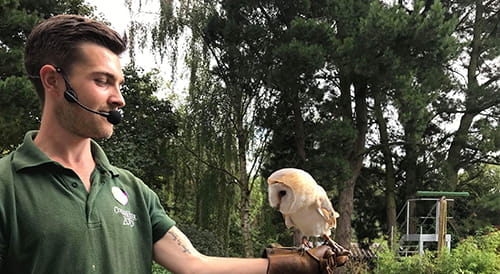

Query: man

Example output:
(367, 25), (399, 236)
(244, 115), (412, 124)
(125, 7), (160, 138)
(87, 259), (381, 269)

(0, 15), (339, 273)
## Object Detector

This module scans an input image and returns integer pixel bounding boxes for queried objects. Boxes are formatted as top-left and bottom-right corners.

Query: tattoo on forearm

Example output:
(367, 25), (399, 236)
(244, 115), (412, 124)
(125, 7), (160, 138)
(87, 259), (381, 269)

(168, 231), (192, 254)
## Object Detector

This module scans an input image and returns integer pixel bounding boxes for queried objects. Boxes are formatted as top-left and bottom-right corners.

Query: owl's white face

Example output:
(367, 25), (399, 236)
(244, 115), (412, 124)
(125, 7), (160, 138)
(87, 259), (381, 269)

(268, 183), (296, 215)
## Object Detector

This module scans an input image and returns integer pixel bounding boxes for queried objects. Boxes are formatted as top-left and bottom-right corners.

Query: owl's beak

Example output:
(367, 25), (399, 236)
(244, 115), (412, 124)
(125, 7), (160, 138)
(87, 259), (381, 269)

(276, 190), (287, 210)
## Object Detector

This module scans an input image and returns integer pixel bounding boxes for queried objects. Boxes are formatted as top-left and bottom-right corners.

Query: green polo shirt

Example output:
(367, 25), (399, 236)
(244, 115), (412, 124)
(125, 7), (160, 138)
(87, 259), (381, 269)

(0, 131), (175, 274)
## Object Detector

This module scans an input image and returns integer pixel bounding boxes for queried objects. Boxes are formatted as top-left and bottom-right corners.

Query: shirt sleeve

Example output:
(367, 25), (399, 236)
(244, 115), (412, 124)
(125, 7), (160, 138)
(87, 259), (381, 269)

(145, 186), (176, 243)
(0, 192), (5, 270)
(0, 200), (4, 267)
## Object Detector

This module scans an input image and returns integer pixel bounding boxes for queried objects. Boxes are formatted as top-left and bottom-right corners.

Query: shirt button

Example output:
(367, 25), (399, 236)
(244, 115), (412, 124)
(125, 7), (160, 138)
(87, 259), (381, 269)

(71, 182), (78, 188)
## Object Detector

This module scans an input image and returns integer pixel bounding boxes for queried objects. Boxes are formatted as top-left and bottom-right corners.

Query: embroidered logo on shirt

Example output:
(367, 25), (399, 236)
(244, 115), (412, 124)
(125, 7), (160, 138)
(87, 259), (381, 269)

(113, 206), (137, 227)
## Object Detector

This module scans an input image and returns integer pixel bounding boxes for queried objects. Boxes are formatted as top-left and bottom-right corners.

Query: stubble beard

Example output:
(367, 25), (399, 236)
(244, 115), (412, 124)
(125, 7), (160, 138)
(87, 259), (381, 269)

(56, 103), (114, 140)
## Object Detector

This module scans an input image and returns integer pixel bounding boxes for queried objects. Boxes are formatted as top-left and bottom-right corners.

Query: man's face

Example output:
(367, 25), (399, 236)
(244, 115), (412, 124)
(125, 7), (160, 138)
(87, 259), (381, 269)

(56, 42), (125, 139)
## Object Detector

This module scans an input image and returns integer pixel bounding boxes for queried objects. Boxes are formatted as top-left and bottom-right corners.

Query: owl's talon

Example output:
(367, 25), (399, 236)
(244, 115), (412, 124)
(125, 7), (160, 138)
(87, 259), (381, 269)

(301, 236), (313, 249)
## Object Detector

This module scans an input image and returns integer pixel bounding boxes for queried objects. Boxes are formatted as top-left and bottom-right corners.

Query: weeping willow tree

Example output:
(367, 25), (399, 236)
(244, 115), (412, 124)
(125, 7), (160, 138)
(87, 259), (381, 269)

(127, 0), (272, 257)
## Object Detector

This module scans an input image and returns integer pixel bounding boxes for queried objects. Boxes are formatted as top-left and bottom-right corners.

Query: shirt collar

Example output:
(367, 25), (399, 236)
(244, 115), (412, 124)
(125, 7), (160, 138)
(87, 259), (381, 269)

(12, 130), (119, 177)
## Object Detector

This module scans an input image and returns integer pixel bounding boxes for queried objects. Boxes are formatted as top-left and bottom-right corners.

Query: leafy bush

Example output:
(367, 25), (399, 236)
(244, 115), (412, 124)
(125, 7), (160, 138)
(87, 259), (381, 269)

(175, 223), (227, 256)
(436, 230), (500, 274)
(344, 258), (372, 274)
(374, 245), (435, 274)
(152, 262), (171, 274)
(374, 231), (500, 274)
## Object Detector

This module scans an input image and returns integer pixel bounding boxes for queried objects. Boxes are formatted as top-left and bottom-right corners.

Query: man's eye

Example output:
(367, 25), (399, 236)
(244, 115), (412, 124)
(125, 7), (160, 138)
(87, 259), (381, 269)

(95, 79), (108, 86)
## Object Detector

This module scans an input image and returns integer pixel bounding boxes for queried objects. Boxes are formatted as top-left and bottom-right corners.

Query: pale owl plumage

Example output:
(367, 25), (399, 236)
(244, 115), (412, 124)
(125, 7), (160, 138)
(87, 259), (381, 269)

(268, 168), (339, 238)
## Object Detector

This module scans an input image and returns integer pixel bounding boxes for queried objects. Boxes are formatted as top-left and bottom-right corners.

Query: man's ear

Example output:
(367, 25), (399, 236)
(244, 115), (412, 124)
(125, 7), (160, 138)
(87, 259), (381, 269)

(39, 65), (63, 96)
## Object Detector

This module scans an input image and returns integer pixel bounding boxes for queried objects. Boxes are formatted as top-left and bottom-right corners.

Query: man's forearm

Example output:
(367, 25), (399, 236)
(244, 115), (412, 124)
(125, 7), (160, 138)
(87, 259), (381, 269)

(154, 227), (268, 274)
(195, 256), (268, 274)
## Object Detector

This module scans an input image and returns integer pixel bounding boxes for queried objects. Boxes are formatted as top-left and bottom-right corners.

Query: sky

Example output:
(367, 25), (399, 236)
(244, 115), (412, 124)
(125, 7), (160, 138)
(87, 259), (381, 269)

(86, 0), (130, 33)
(85, 0), (157, 69)
(85, 0), (188, 101)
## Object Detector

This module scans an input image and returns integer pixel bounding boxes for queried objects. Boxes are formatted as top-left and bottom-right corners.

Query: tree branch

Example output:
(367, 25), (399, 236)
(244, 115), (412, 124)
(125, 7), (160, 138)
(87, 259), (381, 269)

(480, 75), (500, 88)
(175, 136), (242, 185)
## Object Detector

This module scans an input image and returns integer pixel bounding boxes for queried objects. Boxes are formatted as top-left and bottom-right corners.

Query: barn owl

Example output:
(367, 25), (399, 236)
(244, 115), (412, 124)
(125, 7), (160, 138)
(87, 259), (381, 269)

(267, 168), (339, 240)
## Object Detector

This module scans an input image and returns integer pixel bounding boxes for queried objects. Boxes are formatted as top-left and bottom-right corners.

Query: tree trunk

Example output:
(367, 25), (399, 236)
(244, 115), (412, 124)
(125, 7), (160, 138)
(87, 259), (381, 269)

(291, 88), (307, 246)
(334, 76), (368, 250)
(373, 92), (397, 233)
(236, 116), (253, 257)
(402, 120), (419, 234)
(444, 0), (483, 190)
(240, 187), (252, 257)
(335, 178), (356, 248)
(445, 112), (474, 190)
(292, 90), (306, 168)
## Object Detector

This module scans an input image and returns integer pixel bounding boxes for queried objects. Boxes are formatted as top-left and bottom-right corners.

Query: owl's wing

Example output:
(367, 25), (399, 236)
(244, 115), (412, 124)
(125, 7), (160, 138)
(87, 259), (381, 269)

(316, 196), (340, 228)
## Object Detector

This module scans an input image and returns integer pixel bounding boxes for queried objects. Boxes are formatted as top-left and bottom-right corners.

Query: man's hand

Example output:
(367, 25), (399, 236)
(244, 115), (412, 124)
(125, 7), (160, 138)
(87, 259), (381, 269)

(263, 244), (348, 274)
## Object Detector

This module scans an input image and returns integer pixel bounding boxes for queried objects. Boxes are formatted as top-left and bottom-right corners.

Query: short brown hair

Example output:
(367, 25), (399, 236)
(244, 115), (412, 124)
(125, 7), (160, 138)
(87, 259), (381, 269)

(24, 14), (127, 104)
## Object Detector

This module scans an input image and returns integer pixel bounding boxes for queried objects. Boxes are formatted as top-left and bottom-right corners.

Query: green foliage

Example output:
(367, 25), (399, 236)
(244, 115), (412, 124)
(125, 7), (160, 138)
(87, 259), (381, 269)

(0, 0), (98, 155)
(375, 248), (435, 274)
(435, 233), (500, 274)
(352, 167), (387, 243)
(141, 0), (498, 255)
(152, 263), (171, 274)
(374, 231), (500, 274)
(356, 0), (459, 197)
(166, 83), (244, 256)
(272, 17), (333, 83)
(99, 64), (177, 188)
(175, 223), (227, 256)
(344, 259), (371, 274)
(450, 165), (500, 238)
(1, 0), (497, 265)
(0, 76), (39, 154)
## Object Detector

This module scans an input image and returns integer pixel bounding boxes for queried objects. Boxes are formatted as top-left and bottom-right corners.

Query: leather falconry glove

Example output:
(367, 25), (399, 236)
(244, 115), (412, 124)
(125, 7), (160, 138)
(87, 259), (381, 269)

(263, 245), (347, 274)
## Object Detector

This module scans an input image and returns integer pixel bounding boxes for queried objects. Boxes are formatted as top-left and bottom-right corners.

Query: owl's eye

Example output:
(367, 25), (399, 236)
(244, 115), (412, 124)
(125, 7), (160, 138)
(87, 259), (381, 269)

(279, 190), (287, 197)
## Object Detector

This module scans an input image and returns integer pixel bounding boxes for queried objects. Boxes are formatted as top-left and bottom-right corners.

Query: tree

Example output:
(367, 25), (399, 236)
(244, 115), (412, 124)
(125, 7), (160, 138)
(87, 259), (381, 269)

(0, 0), (96, 155)
(319, 0), (372, 250)
(127, 0), (499, 254)
(442, 0), (499, 190)
(451, 164), (500, 238)
(99, 64), (177, 189)
(330, 0), (457, 240)
(137, 0), (276, 256)
(197, 0), (277, 256)
(257, 1), (344, 246)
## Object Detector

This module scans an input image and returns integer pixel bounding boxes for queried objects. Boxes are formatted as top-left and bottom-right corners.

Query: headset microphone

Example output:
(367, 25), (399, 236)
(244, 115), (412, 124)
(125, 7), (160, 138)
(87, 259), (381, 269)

(64, 90), (122, 125)
(55, 65), (122, 125)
